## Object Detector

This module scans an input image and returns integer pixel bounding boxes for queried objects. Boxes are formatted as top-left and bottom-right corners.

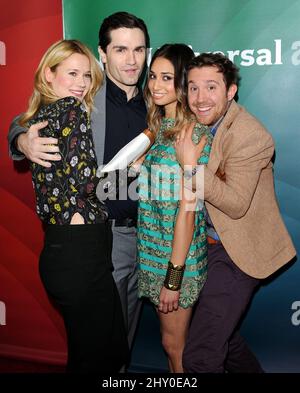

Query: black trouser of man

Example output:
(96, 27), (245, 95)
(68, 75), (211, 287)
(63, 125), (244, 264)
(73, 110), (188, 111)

(39, 223), (129, 373)
(183, 242), (264, 373)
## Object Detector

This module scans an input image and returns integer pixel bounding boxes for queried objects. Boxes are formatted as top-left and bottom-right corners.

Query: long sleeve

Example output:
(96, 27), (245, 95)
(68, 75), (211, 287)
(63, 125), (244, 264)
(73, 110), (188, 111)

(31, 97), (106, 224)
(7, 114), (26, 160)
(203, 128), (274, 219)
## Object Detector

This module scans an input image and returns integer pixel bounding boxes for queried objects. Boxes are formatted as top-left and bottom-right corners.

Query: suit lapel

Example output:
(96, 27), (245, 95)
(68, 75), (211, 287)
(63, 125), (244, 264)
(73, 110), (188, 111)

(207, 100), (240, 174)
(91, 80), (106, 166)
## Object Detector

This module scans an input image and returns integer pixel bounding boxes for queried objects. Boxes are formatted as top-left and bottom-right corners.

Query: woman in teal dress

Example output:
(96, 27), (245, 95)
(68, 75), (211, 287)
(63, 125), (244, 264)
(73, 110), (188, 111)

(137, 44), (212, 372)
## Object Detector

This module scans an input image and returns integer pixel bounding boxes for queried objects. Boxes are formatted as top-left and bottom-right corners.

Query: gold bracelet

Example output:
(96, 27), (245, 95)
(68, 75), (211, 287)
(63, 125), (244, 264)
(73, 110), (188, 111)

(163, 261), (185, 291)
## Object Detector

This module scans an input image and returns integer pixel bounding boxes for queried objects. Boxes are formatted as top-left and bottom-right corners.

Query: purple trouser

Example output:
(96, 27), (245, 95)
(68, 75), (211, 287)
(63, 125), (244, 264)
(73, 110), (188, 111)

(183, 243), (264, 373)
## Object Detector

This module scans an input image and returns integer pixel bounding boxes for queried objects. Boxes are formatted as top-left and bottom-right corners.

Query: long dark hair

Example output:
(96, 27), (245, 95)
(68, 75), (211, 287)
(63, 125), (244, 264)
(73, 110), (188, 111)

(144, 43), (195, 137)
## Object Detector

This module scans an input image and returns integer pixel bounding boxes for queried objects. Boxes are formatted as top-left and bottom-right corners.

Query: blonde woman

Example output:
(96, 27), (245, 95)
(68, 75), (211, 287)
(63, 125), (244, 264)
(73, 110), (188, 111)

(137, 44), (212, 372)
(18, 40), (128, 373)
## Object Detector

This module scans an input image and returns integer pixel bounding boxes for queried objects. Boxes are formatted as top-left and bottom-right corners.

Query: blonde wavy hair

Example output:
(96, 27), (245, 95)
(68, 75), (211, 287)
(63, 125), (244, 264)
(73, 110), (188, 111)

(19, 39), (103, 126)
(144, 43), (195, 138)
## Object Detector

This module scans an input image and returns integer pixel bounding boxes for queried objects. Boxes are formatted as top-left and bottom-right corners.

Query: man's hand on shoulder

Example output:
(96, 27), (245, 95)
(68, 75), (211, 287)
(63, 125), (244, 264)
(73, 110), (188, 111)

(175, 122), (207, 168)
(17, 121), (61, 168)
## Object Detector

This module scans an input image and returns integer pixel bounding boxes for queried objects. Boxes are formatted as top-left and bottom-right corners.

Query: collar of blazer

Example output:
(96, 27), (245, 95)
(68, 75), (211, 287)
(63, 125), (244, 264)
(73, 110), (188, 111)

(93, 78), (106, 115)
(91, 79), (107, 166)
(207, 100), (240, 174)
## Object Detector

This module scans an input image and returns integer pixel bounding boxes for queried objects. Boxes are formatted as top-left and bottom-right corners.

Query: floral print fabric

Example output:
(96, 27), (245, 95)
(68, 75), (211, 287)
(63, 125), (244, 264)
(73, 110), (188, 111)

(29, 96), (107, 224)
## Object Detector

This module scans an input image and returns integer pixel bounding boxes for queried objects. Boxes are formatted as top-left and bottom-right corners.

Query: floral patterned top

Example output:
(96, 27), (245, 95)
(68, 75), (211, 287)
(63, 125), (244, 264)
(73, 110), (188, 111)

(29, 96), (107, 225)
(137, 118), (212, 308)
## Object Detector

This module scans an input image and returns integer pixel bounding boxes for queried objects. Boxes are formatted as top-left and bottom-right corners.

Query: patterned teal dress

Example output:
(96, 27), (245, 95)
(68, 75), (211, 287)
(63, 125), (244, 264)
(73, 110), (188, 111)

(137, 118), (212, 308)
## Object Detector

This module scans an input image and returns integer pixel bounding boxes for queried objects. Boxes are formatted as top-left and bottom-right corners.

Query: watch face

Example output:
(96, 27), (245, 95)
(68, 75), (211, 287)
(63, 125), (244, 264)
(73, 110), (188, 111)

(184, 166), (197, 180)
(184, 170), (193, 180)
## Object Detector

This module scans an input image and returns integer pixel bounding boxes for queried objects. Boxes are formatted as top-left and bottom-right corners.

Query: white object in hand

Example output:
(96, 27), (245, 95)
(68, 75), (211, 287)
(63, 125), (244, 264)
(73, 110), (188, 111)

(99, 129), (154, 173)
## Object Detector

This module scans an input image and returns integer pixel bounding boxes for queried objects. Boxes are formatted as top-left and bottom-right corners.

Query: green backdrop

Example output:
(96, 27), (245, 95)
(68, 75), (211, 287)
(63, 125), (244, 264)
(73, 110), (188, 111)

(63, 0), (300, 372)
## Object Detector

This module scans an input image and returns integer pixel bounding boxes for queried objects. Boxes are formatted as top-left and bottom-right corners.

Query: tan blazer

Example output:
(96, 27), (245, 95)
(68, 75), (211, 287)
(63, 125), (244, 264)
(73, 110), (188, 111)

(201, 100), (296, 278)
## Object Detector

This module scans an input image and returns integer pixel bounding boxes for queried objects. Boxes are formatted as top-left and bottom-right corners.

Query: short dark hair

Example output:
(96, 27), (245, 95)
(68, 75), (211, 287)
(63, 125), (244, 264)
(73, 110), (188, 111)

(187, 52), (241, 90)
(98, 11), (150, 52)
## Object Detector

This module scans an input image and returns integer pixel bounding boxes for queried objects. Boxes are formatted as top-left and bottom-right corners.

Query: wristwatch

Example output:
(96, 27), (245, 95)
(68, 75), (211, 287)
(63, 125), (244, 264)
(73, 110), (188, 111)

(183, 166), (198, 180)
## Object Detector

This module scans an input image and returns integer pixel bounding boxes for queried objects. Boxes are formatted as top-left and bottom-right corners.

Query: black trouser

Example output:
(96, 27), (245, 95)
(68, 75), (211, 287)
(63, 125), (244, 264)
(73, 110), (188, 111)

(39, 223), (129, 373)
(183, 243), (264, 373)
